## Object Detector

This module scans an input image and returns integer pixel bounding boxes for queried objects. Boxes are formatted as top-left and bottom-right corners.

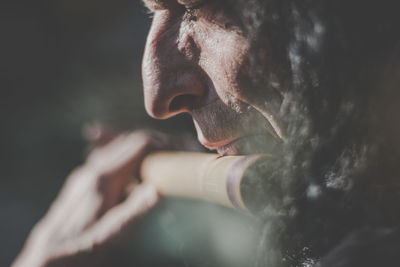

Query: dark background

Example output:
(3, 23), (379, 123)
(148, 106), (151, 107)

(0, 0), (195, 265)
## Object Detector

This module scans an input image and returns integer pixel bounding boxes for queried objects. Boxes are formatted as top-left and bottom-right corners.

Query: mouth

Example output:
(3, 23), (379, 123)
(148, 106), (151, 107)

(191, 98), (282, 156)
(199, 137), (237, 155)
(200, 134), (278, 156)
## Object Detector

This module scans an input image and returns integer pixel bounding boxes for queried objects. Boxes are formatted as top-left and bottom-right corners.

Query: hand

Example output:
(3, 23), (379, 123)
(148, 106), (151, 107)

(12, 130), (173, 267)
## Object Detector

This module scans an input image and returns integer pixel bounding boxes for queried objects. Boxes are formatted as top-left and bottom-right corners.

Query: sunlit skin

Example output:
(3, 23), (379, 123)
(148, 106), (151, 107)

(12, 1), (283, 266)
(142, 0), (284, 155)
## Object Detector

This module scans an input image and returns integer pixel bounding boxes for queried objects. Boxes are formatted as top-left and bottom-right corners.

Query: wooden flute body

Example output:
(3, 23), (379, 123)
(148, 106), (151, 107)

(140, 151), (274, 212)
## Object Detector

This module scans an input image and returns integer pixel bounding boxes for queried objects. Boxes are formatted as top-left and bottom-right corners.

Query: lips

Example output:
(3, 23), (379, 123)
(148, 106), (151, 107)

(198, 136), (239, 155)
(199, 134), (279, 156)
(215, 138), (245, 156)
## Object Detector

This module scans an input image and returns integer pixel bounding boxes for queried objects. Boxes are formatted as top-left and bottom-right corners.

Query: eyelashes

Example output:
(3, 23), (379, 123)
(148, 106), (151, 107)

(183, 7), (198, 21)
(182, 0), (209, 22)
(181, 1), (239, 31)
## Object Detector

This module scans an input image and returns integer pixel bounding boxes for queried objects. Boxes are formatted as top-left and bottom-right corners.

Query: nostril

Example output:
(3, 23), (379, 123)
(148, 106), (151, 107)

(169, 94), (198, 113)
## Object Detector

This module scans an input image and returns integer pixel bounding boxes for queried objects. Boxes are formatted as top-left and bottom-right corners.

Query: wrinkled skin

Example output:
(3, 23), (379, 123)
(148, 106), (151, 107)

(13, 1), (280, 266)
(142, 0), (284, 155)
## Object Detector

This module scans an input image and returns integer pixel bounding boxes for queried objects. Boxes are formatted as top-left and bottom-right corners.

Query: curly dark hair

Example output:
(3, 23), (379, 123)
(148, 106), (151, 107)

(229, 0), (400, 266)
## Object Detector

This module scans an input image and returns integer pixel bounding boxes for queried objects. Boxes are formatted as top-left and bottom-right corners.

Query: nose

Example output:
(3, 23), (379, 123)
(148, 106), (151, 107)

(142, 12), (206, 119)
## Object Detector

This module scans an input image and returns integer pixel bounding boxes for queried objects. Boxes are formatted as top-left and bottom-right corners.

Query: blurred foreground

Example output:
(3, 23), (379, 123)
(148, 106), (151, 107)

(0, 0), (195, 265)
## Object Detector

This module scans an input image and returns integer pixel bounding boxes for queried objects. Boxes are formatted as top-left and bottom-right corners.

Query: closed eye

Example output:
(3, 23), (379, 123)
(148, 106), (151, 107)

(182, 0), (209, 21)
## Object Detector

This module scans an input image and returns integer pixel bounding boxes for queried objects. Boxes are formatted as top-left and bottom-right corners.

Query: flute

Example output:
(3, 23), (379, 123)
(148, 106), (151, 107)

(140, 151), (274, 212)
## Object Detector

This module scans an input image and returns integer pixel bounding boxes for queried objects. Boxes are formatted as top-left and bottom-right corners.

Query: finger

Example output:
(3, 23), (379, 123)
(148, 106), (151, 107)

(44, 131), (158, 228)
(98, 183), (160, 238)
(48, 184), (160, 263)
(80, 184), (160, 252)
(87, 131), (170, 192)
(87, 132), (148, 174)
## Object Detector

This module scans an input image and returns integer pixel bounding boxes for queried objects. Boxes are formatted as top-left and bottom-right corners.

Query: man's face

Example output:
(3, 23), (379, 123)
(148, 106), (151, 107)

(142, 0), (283, 155)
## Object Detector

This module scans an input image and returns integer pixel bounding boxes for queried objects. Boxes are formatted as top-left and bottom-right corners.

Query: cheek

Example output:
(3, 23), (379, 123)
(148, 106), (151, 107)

(194, 24), (250, 109)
